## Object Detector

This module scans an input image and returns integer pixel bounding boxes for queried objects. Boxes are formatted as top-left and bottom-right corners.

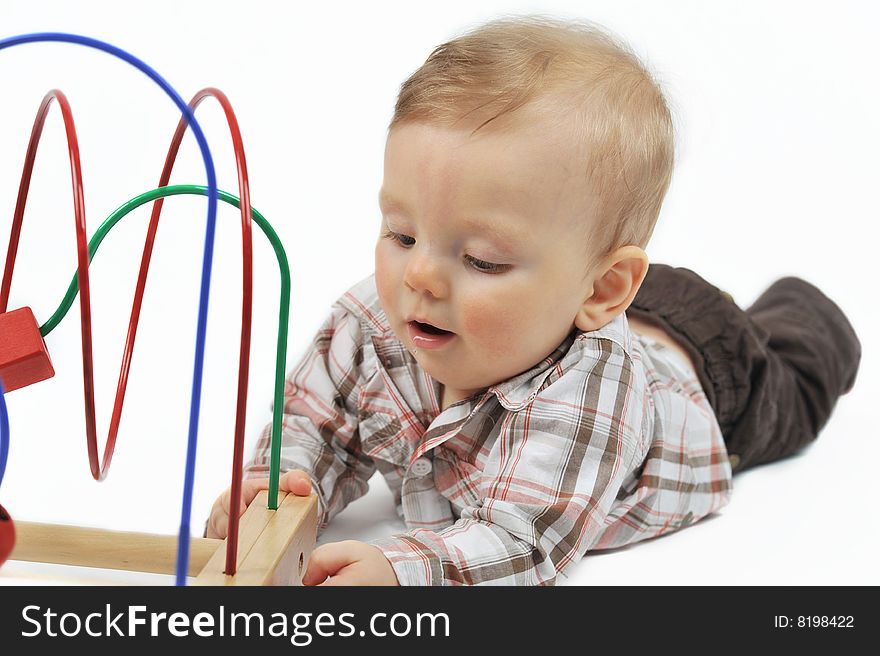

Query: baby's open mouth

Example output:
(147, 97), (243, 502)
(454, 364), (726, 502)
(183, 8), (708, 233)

(411, 320), (453, 336)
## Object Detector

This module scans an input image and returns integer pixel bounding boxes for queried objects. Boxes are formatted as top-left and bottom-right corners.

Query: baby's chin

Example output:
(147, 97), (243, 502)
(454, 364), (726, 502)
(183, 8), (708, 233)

(416, 359), (503, 398)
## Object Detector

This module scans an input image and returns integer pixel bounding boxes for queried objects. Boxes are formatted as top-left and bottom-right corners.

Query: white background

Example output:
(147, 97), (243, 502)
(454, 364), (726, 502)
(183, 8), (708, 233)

(0, 0), (876, 585)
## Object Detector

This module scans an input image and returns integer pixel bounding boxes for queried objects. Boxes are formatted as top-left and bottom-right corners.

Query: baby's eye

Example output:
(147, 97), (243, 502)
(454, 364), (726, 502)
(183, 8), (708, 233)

(464, 254), (510, 274)
(383, 229), (415, 247)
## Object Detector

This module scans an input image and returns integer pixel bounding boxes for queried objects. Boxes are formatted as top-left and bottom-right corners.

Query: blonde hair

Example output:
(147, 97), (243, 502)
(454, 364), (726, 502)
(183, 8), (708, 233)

(390, 15), (674, 256)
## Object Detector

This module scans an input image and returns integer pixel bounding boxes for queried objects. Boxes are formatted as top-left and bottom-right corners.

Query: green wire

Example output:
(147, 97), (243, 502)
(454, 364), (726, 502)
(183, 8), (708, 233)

(41, 184), (288, 510)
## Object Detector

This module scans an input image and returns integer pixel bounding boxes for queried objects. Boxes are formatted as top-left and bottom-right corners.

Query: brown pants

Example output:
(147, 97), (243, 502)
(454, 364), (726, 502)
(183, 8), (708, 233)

(627, 265), (861, 473)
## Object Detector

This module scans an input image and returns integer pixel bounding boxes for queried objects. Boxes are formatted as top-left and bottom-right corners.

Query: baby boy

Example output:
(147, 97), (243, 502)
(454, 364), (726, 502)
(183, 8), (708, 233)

(207, 16), (861, 585)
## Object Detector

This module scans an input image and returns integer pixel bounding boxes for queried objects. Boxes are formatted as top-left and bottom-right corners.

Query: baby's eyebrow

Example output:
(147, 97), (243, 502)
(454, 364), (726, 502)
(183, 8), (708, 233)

(378, 190), (410, 214)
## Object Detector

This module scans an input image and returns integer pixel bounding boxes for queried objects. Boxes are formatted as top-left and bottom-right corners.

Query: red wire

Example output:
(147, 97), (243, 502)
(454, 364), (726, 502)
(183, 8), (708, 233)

(0, 88), (254, 577)
(117, 88), (253, 575)
(0, 90), (100, 478)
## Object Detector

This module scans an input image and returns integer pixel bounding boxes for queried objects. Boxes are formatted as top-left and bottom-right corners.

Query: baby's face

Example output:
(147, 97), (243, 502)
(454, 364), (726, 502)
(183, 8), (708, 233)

(375, 118), (599, 406)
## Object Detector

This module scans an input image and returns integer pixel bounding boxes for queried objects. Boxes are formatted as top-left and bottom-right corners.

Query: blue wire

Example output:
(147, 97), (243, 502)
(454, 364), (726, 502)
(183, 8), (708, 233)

(0, 33), (218, 585)
(0, 381), (9, 490)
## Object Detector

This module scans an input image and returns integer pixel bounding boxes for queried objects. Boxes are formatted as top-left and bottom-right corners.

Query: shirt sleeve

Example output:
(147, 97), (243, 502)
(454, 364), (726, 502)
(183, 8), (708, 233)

(372, 338), (646, 585)
(244, 302), (376, 530)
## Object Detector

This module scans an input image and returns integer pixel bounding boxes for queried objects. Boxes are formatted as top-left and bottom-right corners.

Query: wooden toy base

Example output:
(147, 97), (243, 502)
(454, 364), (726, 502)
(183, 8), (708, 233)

(7, 491), (317, 585)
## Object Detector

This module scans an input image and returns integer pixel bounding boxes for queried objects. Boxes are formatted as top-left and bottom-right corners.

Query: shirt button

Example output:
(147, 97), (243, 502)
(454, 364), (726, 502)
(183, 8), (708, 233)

(410, 457), (433, 477)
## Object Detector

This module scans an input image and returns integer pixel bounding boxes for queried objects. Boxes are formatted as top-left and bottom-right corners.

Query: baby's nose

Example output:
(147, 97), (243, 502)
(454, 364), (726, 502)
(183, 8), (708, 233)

(403, 250), (450, 299)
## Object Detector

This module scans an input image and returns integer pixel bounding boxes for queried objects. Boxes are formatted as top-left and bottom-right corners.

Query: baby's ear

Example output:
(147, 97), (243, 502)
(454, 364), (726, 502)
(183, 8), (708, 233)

(575, 246), (648, 332)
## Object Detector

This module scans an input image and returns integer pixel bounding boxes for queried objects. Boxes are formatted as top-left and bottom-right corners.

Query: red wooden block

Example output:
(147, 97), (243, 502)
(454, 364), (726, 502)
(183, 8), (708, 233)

(0, 307), (55, 393)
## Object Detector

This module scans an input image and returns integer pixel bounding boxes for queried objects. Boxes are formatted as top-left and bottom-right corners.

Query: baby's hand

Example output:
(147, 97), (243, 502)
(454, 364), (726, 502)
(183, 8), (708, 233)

(302, 540), (399, 586)
(206, 470), (313, 539)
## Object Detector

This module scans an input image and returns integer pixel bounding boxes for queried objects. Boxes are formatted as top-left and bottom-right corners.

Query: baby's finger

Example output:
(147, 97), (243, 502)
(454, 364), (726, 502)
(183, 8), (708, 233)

(206, 498), (230, 539)
(280, 470), (313, 496)
(301, 542), (356, 586)
(210, 478), (267, 538)
(218, 487), (247, 518)
(217, 489), (231, 516)
(241, 477), (270, 506)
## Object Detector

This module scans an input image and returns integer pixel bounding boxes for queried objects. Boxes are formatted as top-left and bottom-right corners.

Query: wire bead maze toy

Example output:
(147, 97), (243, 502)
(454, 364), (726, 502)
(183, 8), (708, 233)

(0, 33), (316, 586)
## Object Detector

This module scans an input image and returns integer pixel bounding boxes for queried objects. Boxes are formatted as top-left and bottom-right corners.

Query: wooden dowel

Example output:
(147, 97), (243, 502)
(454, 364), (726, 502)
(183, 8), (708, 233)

(221, 492), (317, 586)
(10, 521), (221, 576)
(196, 491), (317, 586)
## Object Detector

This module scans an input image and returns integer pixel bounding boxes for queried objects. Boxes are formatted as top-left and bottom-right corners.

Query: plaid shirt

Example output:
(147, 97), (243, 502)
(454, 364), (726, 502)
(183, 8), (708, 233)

(245, 275), (732, 585)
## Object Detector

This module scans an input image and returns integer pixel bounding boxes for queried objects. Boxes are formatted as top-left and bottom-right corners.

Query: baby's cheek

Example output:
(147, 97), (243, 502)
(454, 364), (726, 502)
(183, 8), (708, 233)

(460, 295), (522, 355)
(374, 245), (398, 312)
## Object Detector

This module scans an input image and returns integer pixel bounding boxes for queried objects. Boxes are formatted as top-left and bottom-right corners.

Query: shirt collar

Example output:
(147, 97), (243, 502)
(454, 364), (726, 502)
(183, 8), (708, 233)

(488, 313), (634, 411)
